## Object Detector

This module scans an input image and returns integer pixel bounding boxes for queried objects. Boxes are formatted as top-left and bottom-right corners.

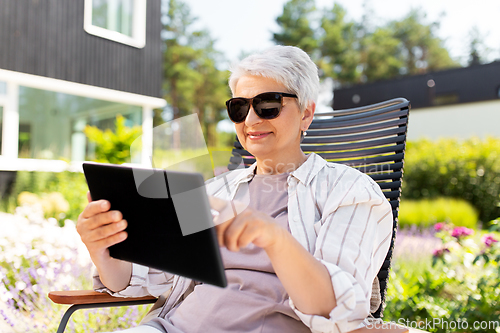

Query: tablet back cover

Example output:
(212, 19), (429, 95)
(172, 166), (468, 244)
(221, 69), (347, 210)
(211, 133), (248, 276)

(83, 163), (227, 288)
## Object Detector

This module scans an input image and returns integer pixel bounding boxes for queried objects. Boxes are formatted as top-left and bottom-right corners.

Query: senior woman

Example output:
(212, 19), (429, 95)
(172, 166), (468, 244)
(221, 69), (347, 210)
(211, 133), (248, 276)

(77, 45), (393, 333)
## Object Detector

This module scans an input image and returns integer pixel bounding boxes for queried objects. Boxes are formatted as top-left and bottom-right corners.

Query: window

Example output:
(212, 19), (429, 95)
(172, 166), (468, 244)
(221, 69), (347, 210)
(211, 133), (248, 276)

(18, 86), (141, 161)
(84, 0), (147, 48)
(0, 81), (6, 95)
(0, 81), (5, 155)
(433, 93), (459, 106)
(0, 106), (3, 155)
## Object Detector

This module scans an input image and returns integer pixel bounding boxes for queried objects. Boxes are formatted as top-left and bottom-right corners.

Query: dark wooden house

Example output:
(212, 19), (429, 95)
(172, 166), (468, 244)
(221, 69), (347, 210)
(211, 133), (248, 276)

(0, 0), (166, 172)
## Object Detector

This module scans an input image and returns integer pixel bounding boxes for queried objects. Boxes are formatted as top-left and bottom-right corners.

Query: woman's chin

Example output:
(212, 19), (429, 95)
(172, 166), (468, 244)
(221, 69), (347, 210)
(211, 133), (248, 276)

(247, 146), (271, 157)
(245, 143), (273, 159)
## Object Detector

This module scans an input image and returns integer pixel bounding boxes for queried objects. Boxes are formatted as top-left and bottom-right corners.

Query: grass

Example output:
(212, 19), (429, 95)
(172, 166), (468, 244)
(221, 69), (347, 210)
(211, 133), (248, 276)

(151, 146), (233, 180)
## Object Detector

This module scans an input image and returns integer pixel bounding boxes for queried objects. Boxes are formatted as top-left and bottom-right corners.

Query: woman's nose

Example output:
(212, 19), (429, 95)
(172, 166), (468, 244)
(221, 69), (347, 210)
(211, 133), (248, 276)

(245, 105), (262, 126)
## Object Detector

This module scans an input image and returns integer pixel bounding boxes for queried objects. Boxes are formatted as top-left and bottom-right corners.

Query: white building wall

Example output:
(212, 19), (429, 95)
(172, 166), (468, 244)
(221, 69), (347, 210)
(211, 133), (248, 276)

(407, 100), (500, 140)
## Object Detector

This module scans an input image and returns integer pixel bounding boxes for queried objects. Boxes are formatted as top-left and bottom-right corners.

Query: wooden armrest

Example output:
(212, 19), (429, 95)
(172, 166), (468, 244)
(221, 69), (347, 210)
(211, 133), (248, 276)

(48, 290), (157, 305)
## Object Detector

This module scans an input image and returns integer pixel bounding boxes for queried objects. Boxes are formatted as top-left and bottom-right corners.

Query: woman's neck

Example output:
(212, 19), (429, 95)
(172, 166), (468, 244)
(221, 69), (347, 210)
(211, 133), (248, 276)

(254, 151), (308, 175)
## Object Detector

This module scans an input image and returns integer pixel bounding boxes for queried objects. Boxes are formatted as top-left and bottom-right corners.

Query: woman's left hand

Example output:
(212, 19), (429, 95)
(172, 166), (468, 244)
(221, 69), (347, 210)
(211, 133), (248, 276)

(208, 197), (336, 316)
(215, 207), (284, 252)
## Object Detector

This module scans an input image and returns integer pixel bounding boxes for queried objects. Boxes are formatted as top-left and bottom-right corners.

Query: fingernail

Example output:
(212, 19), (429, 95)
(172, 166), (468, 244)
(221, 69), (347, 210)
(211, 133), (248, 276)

(101, 201), (108, 209)
(113, 212), (120, 220)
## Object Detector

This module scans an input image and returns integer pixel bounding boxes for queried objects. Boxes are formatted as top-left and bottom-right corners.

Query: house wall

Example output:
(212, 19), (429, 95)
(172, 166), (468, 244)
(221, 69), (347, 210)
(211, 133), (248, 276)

(0, 0), (162, 98)
(407, 100), (500, 140)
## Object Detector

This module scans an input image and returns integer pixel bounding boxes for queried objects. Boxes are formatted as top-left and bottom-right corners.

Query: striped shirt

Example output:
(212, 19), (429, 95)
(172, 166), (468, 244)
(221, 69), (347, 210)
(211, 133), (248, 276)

(93, 152), (393, 333)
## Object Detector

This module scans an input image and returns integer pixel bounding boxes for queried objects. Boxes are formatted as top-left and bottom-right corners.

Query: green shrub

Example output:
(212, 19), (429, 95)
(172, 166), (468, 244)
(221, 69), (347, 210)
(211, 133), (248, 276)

(84, 114), (142, 164)
(403, 137), (500, 224)
(0, 171), (87, 223)
(398, 197), (478, 230)
(17, 191), (70, 220)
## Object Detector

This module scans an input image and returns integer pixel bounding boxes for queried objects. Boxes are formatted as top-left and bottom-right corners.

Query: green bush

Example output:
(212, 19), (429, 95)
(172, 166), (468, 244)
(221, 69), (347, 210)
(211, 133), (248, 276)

(0, 171), (88, 223)
(402, 137), (500, 224)
(84, 114), (142, 164)
(398, 197), (478, 230)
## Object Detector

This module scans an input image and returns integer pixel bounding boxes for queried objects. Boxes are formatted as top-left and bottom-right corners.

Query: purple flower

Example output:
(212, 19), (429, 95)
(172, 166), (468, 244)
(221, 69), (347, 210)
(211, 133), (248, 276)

(481, 234), (498, 248)
(28, 268), (37, 279)
(451, 226), (474, 239)
(432, 248), (450, 258)
(0, 309), (15, 327)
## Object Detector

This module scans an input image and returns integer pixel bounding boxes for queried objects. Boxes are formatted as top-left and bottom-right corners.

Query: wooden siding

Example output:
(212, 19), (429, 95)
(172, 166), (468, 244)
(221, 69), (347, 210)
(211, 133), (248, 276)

(0, 0), (162, 98)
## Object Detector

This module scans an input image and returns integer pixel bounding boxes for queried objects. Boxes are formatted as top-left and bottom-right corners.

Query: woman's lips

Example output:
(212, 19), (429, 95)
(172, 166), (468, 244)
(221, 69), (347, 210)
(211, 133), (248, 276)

(247, 132), (271, 140)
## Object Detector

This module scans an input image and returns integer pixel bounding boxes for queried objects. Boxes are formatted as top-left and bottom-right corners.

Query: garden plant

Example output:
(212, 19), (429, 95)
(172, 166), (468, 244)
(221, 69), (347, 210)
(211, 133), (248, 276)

(385, 220), (500, 333)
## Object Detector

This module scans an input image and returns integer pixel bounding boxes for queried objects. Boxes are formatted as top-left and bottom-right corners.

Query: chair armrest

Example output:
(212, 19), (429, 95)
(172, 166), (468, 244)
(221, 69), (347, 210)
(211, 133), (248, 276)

(48, 290), (157, 305)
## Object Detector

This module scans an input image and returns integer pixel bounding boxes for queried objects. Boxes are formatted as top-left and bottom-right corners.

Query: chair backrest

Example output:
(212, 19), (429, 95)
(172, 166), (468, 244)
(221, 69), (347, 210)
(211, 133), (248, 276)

(227, 98), (410, 318)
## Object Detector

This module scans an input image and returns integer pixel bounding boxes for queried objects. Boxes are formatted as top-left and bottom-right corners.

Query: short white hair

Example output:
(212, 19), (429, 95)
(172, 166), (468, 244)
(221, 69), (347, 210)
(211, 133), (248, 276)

(229, 45), (320, 112)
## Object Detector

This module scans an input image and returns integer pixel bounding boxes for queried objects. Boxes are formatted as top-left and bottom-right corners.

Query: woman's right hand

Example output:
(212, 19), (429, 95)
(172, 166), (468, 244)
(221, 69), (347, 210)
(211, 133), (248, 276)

(76, 191), (128, 265)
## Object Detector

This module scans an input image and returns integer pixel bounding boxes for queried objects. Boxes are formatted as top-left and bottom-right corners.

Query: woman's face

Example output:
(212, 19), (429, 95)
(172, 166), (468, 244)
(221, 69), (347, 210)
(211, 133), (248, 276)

(233, 75), (312, 162)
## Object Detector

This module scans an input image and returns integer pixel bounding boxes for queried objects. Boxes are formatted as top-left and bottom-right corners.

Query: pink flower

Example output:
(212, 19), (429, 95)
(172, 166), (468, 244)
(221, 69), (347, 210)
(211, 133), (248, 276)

(432, 248), (450, 258)
(481, 234), (498, 248)
(451, 226), (474, 239)
(434, 223), (445, 231)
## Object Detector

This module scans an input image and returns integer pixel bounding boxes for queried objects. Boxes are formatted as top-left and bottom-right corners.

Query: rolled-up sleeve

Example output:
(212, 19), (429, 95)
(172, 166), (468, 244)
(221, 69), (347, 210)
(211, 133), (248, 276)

(289, 171), (393, 333)
(93, 263), (175, 298)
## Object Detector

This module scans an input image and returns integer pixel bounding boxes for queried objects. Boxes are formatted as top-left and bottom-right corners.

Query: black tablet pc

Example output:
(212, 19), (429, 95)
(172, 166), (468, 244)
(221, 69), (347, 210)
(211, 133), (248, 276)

(83, 162), (227, 288)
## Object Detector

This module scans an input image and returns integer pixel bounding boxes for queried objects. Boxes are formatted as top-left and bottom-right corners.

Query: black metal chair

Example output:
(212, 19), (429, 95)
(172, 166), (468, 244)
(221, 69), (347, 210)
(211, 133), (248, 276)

(49, 97), (410, 330)
(228, 97), (410, 317)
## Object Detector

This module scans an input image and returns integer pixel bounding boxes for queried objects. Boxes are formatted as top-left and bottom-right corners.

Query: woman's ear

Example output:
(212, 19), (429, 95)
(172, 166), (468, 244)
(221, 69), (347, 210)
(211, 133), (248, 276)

(301, 102), (315, 131)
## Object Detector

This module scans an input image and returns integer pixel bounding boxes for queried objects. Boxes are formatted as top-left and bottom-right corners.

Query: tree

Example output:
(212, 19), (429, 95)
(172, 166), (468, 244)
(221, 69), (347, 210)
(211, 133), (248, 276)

(362, 27), (404, 82)
(273, 2), (459, 86)
(319, 3), (361, 83)
(163, 0), (203, 118)
(389, 10), (457, 75)
(162, 0), (230, 146)
(273, 0), (318, 55)
(467, 26), (489, 66)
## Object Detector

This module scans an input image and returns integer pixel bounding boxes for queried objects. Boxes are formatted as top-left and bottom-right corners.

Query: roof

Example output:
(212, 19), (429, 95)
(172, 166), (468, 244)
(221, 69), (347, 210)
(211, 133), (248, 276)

(333, 61), (500, 110)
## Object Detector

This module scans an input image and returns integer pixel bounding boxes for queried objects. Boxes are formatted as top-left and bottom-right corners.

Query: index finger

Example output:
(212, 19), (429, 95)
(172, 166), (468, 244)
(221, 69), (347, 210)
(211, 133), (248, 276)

(208, 195), (228, 212)
(81, 199), (110, 219)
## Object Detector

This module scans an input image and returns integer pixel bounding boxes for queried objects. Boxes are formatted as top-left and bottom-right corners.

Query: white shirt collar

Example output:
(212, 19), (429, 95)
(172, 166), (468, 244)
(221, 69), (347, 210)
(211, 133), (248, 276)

(231, 152), (327, 187)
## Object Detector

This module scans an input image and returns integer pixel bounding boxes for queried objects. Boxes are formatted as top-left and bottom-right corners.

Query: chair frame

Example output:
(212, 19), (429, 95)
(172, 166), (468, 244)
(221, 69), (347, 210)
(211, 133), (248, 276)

(48, 97), (410, 332)
(48, 291), (156, 333)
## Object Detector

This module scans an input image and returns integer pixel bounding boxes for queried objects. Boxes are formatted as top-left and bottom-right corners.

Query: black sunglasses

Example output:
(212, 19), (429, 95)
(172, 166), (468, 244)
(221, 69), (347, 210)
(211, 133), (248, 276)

(225, 92), (298, 123)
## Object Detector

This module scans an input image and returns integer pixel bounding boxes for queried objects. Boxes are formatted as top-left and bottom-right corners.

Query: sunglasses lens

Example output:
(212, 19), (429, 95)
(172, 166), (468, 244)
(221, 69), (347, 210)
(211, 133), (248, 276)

(228, 99), (250, 123)
(226, 93), (287, 123)
(254, 93), (282, 119)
